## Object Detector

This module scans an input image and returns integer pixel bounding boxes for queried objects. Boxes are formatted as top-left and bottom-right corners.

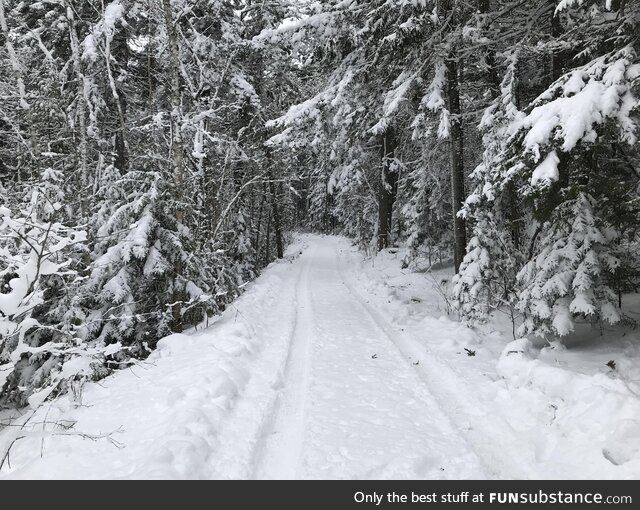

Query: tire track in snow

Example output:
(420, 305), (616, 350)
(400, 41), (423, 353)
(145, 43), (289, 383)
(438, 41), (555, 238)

(207, 245), (310, 479)
(259, 238), (489, 479)
(251, 245), (316, 479)
(211, 235), (511, 479)
(333, 239), (535, 479)
(330, 242), (493, 478)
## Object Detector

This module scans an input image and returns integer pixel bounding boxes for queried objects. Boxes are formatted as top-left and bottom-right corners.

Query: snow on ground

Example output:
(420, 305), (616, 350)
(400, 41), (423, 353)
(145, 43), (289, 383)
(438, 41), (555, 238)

(0, 236), (310, 479)
(1, 234), (639, 479)
(347, 243), (640, 479)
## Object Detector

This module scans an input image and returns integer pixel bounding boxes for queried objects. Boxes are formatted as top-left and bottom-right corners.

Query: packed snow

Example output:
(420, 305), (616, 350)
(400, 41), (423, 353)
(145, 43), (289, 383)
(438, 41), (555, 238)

(1, 235), (639, 479)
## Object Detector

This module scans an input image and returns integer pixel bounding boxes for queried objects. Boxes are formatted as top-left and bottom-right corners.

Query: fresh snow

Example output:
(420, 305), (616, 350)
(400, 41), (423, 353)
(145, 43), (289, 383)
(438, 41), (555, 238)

(82, 1), (124, 62)
(515, 46), (639, 159)
(1, 235), (639, 479)
(531, 150), (560, 185)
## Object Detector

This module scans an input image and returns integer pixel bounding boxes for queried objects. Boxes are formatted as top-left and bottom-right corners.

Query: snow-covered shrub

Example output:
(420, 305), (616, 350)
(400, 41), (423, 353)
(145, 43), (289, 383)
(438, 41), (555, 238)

(0, 170), (89, 407)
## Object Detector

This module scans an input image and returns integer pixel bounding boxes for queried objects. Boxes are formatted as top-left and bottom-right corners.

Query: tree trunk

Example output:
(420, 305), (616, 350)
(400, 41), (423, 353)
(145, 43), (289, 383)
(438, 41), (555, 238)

(255, 184), (266, 252)
(478, 0), (500, 97)
(445, 57), (467, 273)
(264, 211), (272, 266)
(478, 0), (520, 249)
(110, 25), (129, 172)
(162, 0), (185, 332)
(377, 126), (398, 251)
(267, 163), (284, 259)
(66, 2), (89, 220)
(0, 1), (26, 108)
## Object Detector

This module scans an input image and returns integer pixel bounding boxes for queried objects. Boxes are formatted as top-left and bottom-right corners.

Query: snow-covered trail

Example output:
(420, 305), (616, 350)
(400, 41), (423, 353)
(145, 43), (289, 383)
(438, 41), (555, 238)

(4, 234), (638, 479)
(0, 235), (488, 479)
(243, 237), (488, 479)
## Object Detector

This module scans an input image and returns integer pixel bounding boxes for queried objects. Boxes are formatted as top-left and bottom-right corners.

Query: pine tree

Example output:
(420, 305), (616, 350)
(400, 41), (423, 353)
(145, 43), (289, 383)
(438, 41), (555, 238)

(0, 168), (87, 406)
(517, 192), (621, 336)
(454, 2), (639, 337)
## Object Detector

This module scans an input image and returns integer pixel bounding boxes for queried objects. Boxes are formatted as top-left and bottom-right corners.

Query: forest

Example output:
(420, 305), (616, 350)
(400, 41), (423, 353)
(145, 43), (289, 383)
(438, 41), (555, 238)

(0, 0), (638, 414)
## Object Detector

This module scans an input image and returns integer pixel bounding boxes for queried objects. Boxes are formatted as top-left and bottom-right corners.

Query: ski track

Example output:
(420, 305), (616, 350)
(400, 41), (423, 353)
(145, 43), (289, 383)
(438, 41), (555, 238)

(251, 246), (315, 479)
(206, 243), (309, 480)
(334, 243), (530, 479)
(242, 236), (489, 479)
(4, 234), (640, 480)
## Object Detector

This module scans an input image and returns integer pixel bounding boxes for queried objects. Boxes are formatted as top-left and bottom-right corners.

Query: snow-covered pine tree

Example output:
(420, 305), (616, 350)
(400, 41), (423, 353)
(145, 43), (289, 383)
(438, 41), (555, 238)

(77, 167), (200, 353)
(264, 0), (445, 251)
(511, 43), (640, 336)
(457, 0), (640, 337)
(453, 50), (524, 328)
(517, 192), (621, 336)
(453, 0), (639, 338)
(0, 0), (300, 407)
(0, 168), (87, 407)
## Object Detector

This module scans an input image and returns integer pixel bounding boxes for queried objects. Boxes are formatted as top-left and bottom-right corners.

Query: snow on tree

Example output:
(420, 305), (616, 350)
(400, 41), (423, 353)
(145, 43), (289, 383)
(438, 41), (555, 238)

(453, 50), (524, 328)
(506, 46), (639, 336)
(517, 192), (621, 336)
(455, 0), (639, 338)
(0, 169), (88, 407)
(0, 0), (300, 408)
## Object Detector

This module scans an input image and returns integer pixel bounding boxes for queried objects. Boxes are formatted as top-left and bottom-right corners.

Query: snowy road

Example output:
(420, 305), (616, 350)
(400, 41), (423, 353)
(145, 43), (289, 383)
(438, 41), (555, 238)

(231, 236), (488, 479)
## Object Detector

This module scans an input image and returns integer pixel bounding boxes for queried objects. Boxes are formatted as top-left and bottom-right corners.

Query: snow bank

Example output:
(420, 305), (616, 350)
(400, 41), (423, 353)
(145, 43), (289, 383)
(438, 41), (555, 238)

(0, 239), (308, 479)
(497, 338), (640, 473)
(341, 240), (640, 479)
